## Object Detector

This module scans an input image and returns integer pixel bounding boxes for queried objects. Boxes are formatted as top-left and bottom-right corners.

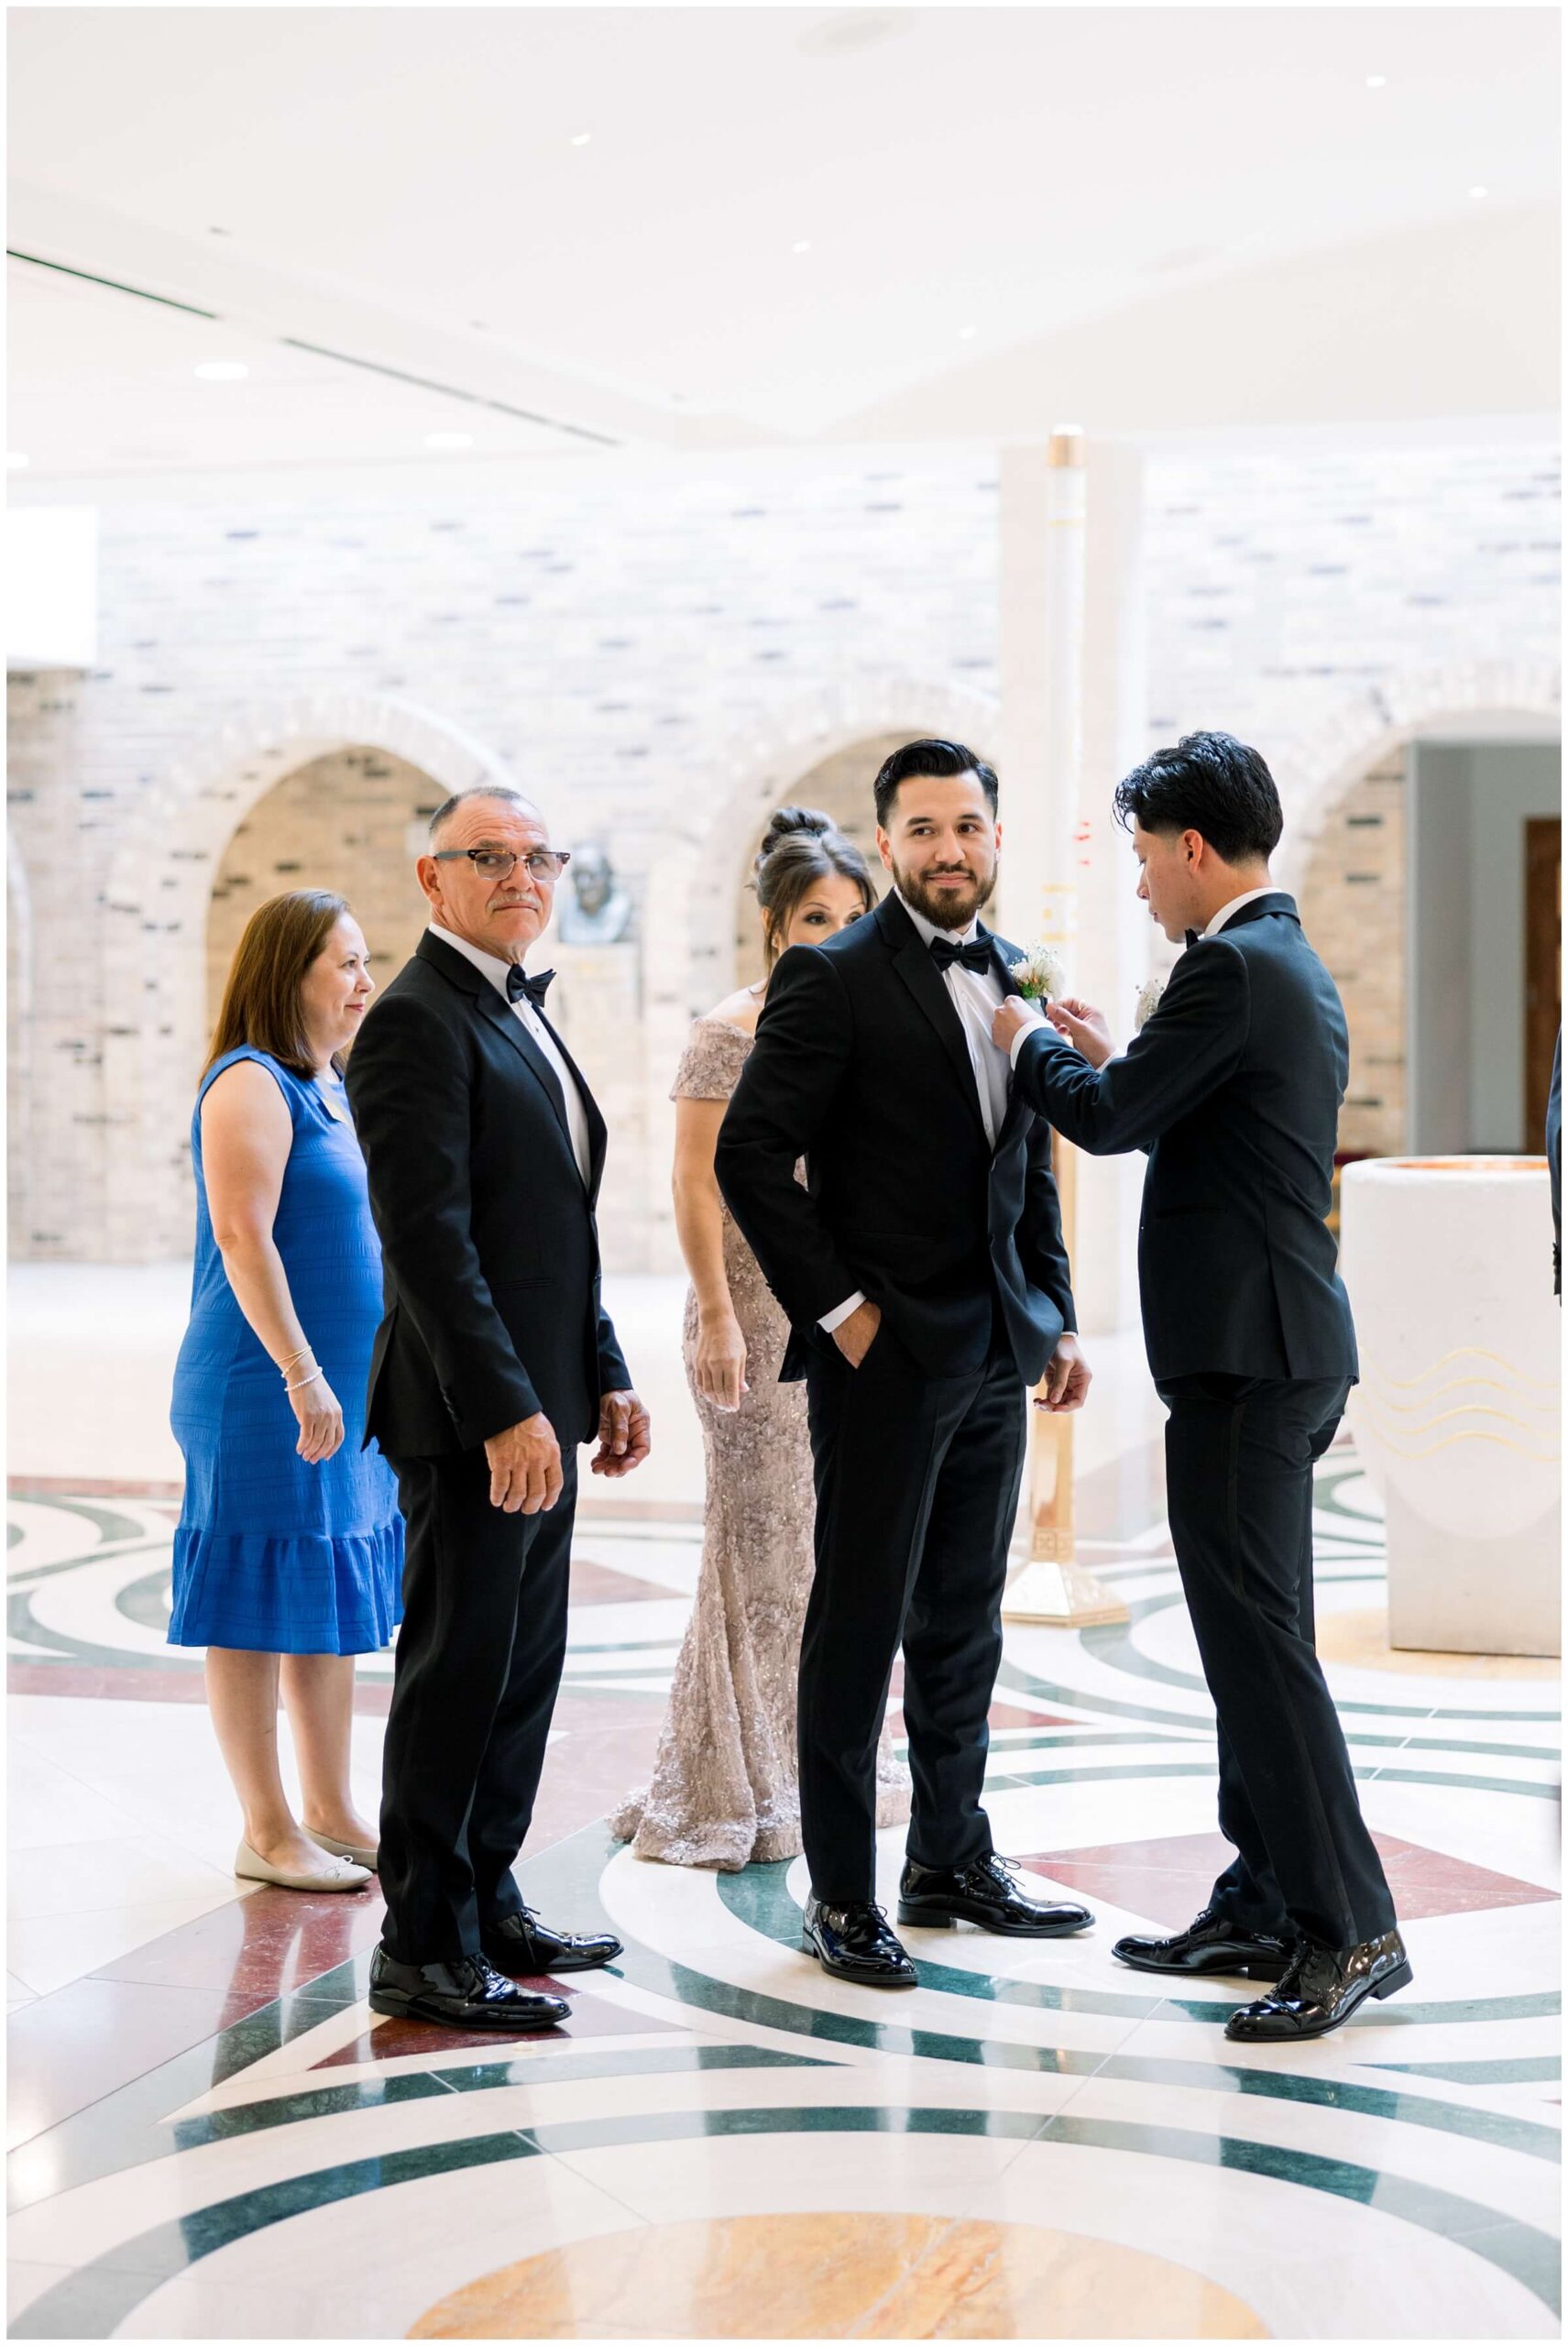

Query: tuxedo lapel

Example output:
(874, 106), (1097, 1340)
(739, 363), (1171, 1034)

(415, 933), (580, 1164)
(470, 986), (580, 1159)
(878, 895), (989, 1140)
(987, 929), (1033, 1151)
(536, 1012), (608, 1200)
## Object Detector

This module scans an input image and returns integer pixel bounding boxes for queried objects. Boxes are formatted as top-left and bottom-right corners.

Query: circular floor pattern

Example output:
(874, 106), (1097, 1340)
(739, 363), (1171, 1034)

(407, 2211), (1269, 2340)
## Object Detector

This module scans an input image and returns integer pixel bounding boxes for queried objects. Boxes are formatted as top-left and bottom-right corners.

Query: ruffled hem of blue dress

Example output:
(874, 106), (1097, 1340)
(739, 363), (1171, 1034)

(167, 1515), (405, 1656)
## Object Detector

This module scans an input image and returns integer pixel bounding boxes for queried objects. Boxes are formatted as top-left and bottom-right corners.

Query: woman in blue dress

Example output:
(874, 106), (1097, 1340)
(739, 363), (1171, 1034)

(170, 889), (403, 1892)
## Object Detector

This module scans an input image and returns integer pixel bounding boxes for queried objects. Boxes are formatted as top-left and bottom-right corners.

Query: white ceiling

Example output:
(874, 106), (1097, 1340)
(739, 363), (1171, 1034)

(7, 5), (1560, 477)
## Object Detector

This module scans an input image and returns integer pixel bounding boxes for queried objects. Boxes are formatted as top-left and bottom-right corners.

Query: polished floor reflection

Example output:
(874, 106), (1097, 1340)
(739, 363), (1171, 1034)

(7, 1408), (1559, 2337)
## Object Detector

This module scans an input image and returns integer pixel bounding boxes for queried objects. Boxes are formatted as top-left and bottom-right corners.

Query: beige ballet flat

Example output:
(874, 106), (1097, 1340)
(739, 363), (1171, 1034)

(307, 1827), (379, 1869)
(235, 1838), (372, 1892)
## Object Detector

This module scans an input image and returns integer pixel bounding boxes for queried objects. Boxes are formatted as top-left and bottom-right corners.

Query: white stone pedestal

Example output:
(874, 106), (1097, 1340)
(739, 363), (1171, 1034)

(1339, 1156), (1561, 1658)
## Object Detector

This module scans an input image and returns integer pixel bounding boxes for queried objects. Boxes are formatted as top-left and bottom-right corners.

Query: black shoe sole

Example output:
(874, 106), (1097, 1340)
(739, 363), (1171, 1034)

(367, 1986), (567, 2030)
(802, 1933), (918, 1989)
(1113, 1945), (1293, 1981)
(897, 1901), (1092, 1938)
(481, 1941), (623, 1975)
(1223, 1957), (1414, 2042)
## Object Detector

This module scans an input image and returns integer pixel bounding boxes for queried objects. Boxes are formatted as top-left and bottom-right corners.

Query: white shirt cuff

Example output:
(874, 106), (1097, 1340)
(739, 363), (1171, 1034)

(1008, 1005), (1047, 1069)
(818, 1290), (867, 1333)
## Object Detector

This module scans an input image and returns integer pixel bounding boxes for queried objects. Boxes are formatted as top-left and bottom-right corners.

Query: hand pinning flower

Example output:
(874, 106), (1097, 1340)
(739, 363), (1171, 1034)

(1135, 978), (1166, 1032)
(1007, 944), (1067, 1003)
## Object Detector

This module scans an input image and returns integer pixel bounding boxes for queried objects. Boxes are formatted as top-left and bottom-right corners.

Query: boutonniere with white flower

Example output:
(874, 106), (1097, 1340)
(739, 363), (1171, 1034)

(1007, 944), (1067, 1003)
(1135, 978), (1166, 1031)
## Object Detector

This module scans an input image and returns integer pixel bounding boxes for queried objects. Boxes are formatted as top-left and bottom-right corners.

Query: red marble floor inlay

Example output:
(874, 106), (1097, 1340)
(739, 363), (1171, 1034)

(94, 1882), (388, 2002)
(1019, 1831), (1558, 1927)
(8, 1476), (184, 1500)
(569, 1555), (684, 1605)
(320, 1980), (666, 2066)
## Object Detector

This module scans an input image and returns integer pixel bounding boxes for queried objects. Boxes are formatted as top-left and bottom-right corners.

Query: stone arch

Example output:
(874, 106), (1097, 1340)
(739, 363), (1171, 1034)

(1273, 658), (1562, 892)
(639, 678), (999, 1270)
(100, 692), (519, 1259)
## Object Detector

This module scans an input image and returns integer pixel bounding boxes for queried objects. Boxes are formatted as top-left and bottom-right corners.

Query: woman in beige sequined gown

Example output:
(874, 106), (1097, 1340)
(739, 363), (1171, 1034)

(611, 812), (911, 1869)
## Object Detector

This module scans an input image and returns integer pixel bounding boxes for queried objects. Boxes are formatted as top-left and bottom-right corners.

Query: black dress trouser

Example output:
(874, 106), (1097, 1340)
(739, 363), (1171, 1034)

(378, 1446), (576, 1965)
(1158, 1373), (1397, 1949)
(801, 1316), (1027, 1906)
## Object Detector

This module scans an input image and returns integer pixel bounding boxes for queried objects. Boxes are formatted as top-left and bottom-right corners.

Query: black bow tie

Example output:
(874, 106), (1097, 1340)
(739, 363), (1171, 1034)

(506, 965), (555, 1010)
(928, 934), (993, 977)
(1184, 928), (1201, 949)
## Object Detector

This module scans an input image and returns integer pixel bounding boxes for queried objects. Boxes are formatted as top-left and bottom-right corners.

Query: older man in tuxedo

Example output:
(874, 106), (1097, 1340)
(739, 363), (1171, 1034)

(348, 787), (650, 2032)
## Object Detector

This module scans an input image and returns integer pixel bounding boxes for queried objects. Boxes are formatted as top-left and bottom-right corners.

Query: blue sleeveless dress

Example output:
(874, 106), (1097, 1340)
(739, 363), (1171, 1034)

(169, 1048), (404, 1654)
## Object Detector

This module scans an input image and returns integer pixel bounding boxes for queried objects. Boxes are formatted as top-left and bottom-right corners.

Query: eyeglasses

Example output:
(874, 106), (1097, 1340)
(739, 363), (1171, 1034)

(432, 849), (571, 883)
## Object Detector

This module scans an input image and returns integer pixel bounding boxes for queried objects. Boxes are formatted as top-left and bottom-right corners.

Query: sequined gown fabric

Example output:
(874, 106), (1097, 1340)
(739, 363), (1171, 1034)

(611, 1016), (911, 1869)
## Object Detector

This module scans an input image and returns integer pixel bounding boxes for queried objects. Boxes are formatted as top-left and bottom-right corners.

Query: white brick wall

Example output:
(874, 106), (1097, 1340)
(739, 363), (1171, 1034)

(7, 437), (1558, 1263)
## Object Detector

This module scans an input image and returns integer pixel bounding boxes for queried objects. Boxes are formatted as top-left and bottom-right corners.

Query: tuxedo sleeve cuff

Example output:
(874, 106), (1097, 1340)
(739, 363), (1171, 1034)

(818, 1290), (867, 1333)
(1008, 1009), (1048, 1069)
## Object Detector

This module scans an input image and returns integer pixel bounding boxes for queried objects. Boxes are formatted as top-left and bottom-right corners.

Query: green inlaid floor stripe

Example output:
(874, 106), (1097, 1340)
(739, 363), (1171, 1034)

(14, 2105), (1557, 2339)
(168, 2045), (831, 2150)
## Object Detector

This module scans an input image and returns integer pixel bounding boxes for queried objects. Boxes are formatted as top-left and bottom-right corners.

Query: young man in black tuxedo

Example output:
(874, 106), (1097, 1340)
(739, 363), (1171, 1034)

(995, 731), (1409, 2043)
(717, 740), (1093, 1988)
(347, 789), (651, 2032)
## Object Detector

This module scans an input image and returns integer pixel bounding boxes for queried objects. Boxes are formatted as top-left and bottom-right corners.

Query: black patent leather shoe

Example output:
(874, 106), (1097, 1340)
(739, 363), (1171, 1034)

(898, 1853), (1093, 1937)
(367, 1946), (570, 2031)
(1113, 1904), (1297, 1980)
(802, 1896), (917, 1988)
(1225, 1930), (1412, 2042)
(480, 1907), (623, 1975)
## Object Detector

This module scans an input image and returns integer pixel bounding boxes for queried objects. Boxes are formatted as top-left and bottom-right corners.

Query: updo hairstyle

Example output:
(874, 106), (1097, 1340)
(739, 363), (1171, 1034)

(752, 806), (876, 971)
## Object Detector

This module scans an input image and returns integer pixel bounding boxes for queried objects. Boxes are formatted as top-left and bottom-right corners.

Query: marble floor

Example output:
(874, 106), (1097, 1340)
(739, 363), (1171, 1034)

(6, 1270), (1561, 2340)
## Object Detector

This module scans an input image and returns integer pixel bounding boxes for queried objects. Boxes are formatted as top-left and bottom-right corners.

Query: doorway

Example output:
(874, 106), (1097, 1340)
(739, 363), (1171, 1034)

(1525, 815), (1562, 1148)
(1409, 737), (1563, 1154)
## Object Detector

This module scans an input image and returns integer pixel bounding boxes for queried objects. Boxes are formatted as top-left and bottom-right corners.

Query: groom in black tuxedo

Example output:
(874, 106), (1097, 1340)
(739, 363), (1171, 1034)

(718, 740), (1093, 1988)
(348, 788), (650, 2032)
(996, 731), (1409, 2042)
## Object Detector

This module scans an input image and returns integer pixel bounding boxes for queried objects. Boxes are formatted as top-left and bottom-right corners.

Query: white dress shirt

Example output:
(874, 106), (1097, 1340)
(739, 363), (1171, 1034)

(820, 892), (1012, 1334)
(1201, 884), (1277, 937)
(429, 924), (592, 1187)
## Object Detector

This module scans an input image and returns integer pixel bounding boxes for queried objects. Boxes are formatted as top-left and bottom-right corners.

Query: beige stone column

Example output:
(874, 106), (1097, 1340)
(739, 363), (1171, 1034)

(996, 429), (1129, 1628)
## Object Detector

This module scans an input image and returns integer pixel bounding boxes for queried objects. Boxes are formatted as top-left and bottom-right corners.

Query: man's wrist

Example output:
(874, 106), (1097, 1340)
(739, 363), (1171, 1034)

(819, 1290), (867, 1333)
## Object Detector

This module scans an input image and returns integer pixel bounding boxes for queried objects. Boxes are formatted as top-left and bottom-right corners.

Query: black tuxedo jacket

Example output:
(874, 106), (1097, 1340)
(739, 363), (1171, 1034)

(715, 893), (1076, 1386)
(1011, 893), (1357, 1385)
(345, 931), (630, 1457)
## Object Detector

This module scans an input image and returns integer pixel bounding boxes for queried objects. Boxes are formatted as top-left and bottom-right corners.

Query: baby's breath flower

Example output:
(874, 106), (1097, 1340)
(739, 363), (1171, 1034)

(1007, 945), (1067, 1003)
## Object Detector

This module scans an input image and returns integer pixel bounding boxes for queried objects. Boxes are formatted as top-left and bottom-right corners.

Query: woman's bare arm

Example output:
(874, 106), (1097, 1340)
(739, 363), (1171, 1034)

(672, 1095), (748, 1411)
(201, 1062), (344, 1463)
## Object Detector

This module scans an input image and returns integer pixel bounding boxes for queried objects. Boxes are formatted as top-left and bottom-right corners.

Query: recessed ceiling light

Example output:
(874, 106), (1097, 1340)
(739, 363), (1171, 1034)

(1470, 184), (1489, 199)
(424, 431), (475, 450)
(791, 239), (812, 255)
(958, 325), (977, 341)
(7, 452), (29, 470)
(208, 225), (232, 236)
(570, 130), (592, 147)
(1365, 74), (1387, 88)
(193, 360), (248, 382)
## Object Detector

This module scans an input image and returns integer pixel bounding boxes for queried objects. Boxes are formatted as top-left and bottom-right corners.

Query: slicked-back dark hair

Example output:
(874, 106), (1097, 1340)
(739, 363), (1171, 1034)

(873, 738), (999, 827)
(1113, 730), (1282, 864)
